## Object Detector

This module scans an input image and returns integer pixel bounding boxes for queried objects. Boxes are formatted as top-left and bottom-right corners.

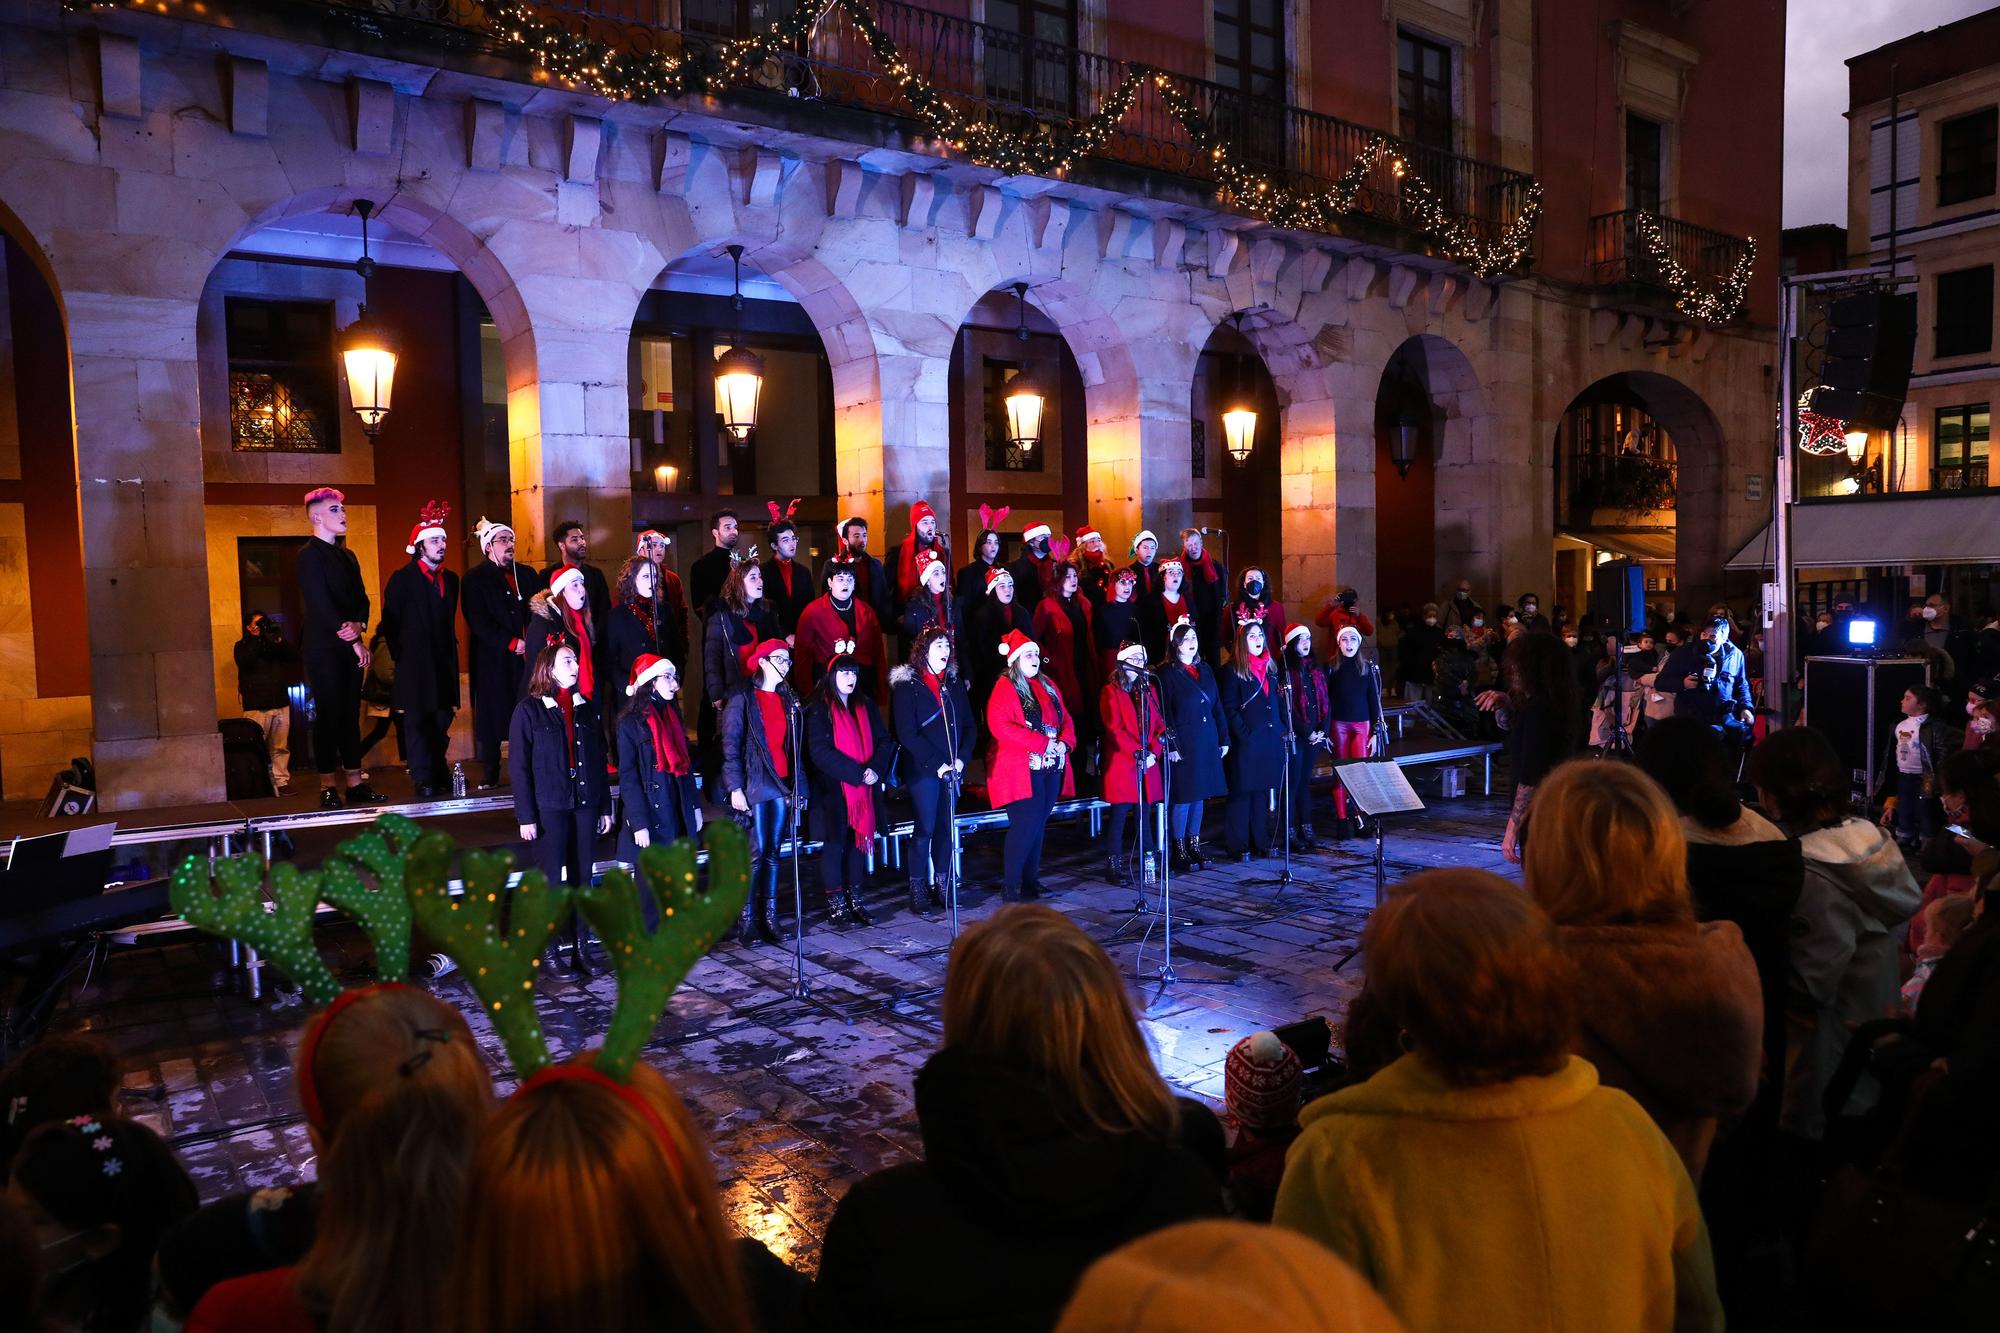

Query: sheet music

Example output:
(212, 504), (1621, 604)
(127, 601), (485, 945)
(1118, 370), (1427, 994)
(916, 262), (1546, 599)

(1334, 761), (1425, 816)
(62, 822), (118, 857)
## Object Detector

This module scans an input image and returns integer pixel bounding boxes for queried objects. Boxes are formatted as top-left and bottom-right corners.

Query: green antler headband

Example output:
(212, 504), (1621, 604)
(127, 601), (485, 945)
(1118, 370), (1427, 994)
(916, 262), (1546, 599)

(172, 852), (343, 1006)
(315, 813), (422, 984)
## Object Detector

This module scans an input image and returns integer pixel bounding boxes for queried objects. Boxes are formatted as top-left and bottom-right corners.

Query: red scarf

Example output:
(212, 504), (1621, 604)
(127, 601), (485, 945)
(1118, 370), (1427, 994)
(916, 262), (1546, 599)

(625, 598), (656, 643)
(921, 665), (945, 703)
(645, 698), (689, 776)
(1183, 662), (1202, 681)
(556, 686), (578, 767)
(779, 562), (795, 598)
(1182, 546), (1220, 583)
(1247, 651), (1271, 694)
(831, 698), (876, 849)
(559, 603), (595, 698)
(503, 564), (519, 598)
(755, 690), (790, 780)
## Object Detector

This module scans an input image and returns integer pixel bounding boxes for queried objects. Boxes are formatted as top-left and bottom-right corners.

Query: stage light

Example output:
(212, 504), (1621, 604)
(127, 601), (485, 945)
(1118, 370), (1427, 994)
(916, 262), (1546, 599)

(1845, 616), (1880, 650)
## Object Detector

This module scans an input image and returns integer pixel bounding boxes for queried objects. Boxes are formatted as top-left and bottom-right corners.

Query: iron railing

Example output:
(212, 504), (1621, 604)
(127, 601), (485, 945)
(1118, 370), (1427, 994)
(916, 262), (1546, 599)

(1933, 460), (1990, 491)
(311, 0), (1537, 252)
(1591, 209), (1753, 305)
(1564, 449), (1677, 520)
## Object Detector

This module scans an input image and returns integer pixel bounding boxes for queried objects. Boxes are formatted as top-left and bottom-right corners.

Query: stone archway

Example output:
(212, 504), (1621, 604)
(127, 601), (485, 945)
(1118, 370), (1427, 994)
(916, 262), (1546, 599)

(1376, 334), (1490, 608)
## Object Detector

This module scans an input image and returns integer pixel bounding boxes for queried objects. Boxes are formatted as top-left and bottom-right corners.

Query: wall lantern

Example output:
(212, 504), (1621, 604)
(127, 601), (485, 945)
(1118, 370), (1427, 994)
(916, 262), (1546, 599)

(1390, 407), (1426, 478)
(1004, 283), (1047, 453)
(338, 199), (398, 437)
(1223, 312), (1257, 465)
(1842, 429), (1868, 465)
(715, 244), (765, 446)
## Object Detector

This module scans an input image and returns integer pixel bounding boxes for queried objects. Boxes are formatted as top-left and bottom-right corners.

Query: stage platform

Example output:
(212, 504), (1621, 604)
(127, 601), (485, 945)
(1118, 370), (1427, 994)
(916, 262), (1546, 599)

(39, 792), (1518, 1277)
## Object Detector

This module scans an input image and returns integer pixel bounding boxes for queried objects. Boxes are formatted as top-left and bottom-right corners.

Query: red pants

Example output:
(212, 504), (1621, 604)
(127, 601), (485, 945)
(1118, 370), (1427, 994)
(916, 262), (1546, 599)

(1331, 721), (1371, 818)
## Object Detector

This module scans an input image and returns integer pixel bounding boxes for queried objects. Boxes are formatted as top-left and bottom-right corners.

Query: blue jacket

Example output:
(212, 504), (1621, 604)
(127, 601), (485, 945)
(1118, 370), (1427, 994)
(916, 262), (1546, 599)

(1660, 640), (1753, 729)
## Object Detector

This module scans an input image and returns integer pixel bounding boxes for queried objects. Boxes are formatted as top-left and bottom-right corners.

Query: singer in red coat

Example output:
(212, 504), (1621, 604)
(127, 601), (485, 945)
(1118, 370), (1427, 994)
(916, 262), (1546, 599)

(796, 562), (884, 699)
(1032, 564), (1098, 763)
(985, 631), (1076, 902)
(1098, 648), (1168, 886)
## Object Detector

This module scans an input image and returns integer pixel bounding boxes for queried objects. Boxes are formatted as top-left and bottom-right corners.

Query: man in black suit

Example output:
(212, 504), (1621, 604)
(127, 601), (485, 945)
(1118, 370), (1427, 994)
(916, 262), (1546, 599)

(689, 509), (742, 620)
(762, 516), (814, 637)
(819, 516), (893, 625)
(382, 504), (462, 797)
(297, 486), (388, 809)
(462, 516), (541, 788)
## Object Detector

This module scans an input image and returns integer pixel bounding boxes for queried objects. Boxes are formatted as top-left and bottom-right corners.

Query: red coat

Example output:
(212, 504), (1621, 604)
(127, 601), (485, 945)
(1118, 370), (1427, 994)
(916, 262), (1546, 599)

(796, 595), (883, 699)
(1099, 680), (1165, 804)
(1031, 595), (1094, 721)
(1315, 603), (1375, 637)
(985, 673), (1077, 807)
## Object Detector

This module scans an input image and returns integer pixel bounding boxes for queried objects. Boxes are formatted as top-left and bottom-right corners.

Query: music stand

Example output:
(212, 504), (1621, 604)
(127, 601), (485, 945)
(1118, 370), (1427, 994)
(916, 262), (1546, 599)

(1328, 759), (1424, 972)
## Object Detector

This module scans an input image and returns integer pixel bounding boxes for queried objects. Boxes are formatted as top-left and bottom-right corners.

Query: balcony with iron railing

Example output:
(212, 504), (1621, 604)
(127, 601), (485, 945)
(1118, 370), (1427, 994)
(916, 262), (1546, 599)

(1590, 209), (1754, 316)
(1563, 448), (1678, 525)
(261, 0), (1541, 265)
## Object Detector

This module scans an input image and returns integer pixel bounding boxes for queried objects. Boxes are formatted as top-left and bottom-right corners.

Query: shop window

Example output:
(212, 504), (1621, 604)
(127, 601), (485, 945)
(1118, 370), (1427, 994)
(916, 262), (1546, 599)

(227, 298), (339, 453)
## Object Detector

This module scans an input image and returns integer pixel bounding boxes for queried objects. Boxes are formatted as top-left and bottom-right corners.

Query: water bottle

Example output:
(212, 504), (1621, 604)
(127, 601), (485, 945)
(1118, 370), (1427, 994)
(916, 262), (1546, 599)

(1141, 851), (1158, 887)
(450, 762), (467, 799)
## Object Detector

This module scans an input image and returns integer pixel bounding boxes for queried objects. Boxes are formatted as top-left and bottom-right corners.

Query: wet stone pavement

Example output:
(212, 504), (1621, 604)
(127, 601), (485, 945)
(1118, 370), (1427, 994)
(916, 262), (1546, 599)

(51, 793), (1518, 1276)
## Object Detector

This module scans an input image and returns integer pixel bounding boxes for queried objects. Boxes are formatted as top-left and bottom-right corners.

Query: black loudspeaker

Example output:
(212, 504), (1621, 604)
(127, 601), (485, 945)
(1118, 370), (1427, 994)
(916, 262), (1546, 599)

(1802, 655), (1931, 800)
(1809, 290), (1917, 431)
(1590, 560), (1647, 636)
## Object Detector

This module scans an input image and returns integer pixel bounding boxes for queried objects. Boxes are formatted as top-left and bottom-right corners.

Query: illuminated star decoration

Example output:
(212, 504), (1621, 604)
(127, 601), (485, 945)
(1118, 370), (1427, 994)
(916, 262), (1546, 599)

(1795, 390), (1851, 457)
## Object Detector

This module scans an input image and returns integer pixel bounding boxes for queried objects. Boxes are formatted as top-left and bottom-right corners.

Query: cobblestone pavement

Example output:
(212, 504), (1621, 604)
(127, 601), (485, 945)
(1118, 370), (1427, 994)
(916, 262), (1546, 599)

(50, 793), (1516, 1275)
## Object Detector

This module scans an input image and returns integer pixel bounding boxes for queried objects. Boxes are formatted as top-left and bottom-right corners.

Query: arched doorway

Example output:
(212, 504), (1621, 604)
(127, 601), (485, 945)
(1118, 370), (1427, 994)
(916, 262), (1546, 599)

(1190, 316), (1282, 591)
(1371, 335), (1484, 614)
(947, 285), (1088, 565)
(1551, 371), (1726, 623)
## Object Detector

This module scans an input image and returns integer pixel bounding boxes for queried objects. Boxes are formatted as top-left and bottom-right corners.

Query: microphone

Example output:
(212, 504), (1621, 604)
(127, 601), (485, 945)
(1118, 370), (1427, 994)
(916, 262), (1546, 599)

(1198, 526), (1227, 536)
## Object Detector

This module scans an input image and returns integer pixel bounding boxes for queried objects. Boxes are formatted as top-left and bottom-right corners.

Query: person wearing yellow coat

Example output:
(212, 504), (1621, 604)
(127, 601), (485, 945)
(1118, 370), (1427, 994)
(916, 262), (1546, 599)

(1273, 869), (1723, 1333)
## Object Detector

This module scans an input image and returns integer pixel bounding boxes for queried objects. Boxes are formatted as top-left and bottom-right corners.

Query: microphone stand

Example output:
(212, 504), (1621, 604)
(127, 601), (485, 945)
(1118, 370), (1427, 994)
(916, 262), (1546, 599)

(785, 690), (812, 1004)
(940, 670), (964, 940)
(1243, 647), (1297, 890)
(1113, 669), (1193, 938)
(1601, 633), (1633, 757)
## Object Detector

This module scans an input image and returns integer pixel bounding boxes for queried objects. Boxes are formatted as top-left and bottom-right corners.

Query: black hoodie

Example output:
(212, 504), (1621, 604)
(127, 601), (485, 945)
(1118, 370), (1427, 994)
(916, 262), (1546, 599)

(809, 1047), (1223, 1332)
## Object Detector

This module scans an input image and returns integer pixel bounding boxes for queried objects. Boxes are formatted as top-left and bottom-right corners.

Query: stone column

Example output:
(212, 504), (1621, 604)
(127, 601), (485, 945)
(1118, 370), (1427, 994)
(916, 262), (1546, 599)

(1087, 377), (1197, 545)
(69, 287), (225, 809)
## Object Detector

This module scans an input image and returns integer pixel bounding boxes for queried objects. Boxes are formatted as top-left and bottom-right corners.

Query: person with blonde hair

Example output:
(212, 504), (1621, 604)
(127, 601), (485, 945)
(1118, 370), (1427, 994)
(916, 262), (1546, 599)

(1274, 869), (1722, 1333)
(1522, 760), (1762, 1181)
(187, 985), (493, 1332)
(451, 1057), (799, 1333)
(812, 905), (1224, 1330)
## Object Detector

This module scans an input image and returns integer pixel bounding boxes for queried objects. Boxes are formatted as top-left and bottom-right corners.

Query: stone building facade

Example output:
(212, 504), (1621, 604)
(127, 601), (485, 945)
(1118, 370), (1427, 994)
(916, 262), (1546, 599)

(0, 0), (1782, 809)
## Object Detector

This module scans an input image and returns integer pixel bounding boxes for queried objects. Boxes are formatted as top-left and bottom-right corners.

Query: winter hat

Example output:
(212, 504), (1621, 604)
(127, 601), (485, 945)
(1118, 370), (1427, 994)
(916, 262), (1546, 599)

(1075, 524), (1103, 548)
(625, 654), (674, 696)
(548, 565), (588, 604)
(1115, 642), (1148, 668)
(1335, 626), (1363, 653)
(635, 528), (670, 551)
(1130, 529), (1157, 555)
(1054, 1220), (1404, 1333)
(741, 638), (790, 676)
(303, 486), (345, 508)
(1284, 624), (1312, 652)
(474, 516), (514, 552)
(985, 567), (1015, 594)
(911, 500), (936, 529)
(915, 548), (944, 577)
(404, 500), (451, 554)
(998, 628), (1038, 665)
(1224, 1031), (1302, 1132)
(1159, 557), (1184, 574)
(1022, 522), (1053, 545)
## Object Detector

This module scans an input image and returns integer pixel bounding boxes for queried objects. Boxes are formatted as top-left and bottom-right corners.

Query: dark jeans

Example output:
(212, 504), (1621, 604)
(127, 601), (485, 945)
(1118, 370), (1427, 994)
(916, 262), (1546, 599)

(1105, 802), (1161, 864)
(1895, 770), (1940, 844)
(819, 839), (868, 901)
(1224, 787), (1275, 855)
(1287, 747), (1318, 825)
(1168, 801), (1206, 840)
(403, 707), (455, 791)
(529, 805), (600, 889)
(1003, 767), (1061, 894)
(309, 655), (364, 774)
(907, 774), (955, 886)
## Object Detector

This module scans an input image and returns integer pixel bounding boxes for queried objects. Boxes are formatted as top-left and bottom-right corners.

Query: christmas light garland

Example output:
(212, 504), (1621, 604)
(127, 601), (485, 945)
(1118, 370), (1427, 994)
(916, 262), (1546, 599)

(1793, 388), (1850, 456)
(1632, 211), (1755, 324)
(476, 0), (1541, 274)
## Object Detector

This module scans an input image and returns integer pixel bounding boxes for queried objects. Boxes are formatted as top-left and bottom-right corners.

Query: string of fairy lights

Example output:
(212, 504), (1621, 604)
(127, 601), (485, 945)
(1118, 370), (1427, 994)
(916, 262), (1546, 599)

(1632, 212), (1756, 324)
(476, 0), (1544, 278)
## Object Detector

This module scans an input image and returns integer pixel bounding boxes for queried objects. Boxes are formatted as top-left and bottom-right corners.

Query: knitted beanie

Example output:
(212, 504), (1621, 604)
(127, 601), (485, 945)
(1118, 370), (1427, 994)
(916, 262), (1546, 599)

(1224, 1030), (1302, 1132)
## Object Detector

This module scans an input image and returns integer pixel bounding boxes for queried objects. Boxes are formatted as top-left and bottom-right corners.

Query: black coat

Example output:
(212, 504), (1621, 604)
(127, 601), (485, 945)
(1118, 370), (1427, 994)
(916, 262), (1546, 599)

(689, 546), (737, 618)
(1182, 556), (1230, 666)
(520, 594), (597, 702)
(542, 559), (610, 629)
(614, 703), (700, 846)
(507, 693), (607, 823)
(720, 684), (801, 808)
(1159, 661), (1227, 802)
(1008, 553), (1056, 606)
(1685, 833), (1805, 1095)
(1397, 621), (1446, 685)
(703, 602), (781, 709)
(900, 589), (959, 647)
(606, 602), (665, 694)
(233, 631), (300, 711)
(890, 665), (977, 785)
(804, 692), (892, 848)
(969, 599), (1034, 722)
(381, 559), (461, 712)
(1218, 667), (1286, 791)
(463, 558), (540, 743)
(955, 558), (999, 606)
(1093, 599), (1140, 662)
(810, 1047), (1225, 1333)
(296, 537), (369, 671)
(762, 557), (815, 637)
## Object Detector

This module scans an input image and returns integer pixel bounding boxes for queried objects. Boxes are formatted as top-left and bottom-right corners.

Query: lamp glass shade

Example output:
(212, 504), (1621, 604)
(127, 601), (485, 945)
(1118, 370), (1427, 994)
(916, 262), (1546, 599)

(1391, 421), (1422, 477)
(1004, 372), (1046, 451)
(339, 314), (397, 436)
(1843, 429), (1868, 464)
(714, 345), (765, 445)
(1222, 407), (1258, 463)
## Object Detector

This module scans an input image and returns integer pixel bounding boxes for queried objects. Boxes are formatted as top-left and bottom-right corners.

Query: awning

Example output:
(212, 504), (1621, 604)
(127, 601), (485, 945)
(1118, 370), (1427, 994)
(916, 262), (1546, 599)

(1557, 530), (1677, 564)
(1725, 492), (2000, 571)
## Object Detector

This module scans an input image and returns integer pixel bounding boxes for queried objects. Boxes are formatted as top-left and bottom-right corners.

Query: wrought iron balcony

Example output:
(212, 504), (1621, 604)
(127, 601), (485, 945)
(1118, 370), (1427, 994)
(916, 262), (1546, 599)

(1590, 209), (1754, 313)
(1564, 449), (1678, 522)
(312, 0), (1538, 261)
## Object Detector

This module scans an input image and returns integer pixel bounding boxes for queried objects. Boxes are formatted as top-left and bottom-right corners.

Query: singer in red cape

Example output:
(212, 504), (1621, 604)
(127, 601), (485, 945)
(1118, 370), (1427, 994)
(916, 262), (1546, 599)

(1098, 641), (1167, 888)
(985, 630), (1076, 902)
(796, 556), (884, 699)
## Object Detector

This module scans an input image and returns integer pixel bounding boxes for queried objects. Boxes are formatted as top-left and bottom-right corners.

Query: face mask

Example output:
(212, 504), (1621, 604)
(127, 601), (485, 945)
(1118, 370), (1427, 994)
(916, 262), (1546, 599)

(1563, 637), (1578, 649)
(1424, 617), (1437, 626)
(1245, 579), (1264, 596)
(1523, 606), (1538, 616)
(1471, 617), (1484, 628)
(1922, 607), (1939, 620)
(1455, 590), (1469, 600)
(1816, 619), (1831, 631)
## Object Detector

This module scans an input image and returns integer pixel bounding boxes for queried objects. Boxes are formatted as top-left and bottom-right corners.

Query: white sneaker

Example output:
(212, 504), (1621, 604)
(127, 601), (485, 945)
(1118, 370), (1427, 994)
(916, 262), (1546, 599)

(421, 953), (458, 980)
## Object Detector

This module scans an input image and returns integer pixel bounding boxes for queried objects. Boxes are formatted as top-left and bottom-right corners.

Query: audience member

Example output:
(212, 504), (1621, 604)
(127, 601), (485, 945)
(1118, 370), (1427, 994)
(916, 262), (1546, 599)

(0, 1034), (117, 1170)
(1746, 726), (1921, 1142)
(1902, 892), (1977, 1011)
(1054, 1219), (1405, 1333)
(187, 985), (492, 1332)
(812, 905), (1224, 1331)
(1474, 631), (1579, 863)
(1907, 748), (2000, 955)
(0, 1191), (64, 1333)
(10, 1111), (198, 1333)
(452, 1056), (798, 1333)
(1272, 869), (1722, 1333)
(1218, 1031), (1302, 1223)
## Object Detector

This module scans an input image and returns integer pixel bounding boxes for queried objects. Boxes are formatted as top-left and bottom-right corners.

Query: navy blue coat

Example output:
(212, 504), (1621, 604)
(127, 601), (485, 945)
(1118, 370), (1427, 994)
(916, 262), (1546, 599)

(615, 703), (700, 852)
(1160, 661), (1228, 802)
(508, 693), (608, 823)
(889, 665), (977, 785)
(1218, 667), (1286, 792)
(804, 692), (892, 848)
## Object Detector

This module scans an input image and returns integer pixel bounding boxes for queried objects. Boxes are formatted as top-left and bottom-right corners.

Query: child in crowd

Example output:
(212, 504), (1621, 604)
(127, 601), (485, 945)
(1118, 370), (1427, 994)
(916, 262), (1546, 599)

(1220, 1031), (1304, 1223)
(1903, 893), (1977, 1011)
(1878, 685), (1961, 848)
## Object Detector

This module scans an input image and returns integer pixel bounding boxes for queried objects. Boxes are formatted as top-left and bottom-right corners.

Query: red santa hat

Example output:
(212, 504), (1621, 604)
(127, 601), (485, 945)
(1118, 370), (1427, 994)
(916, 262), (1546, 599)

(740, 637), (791, 676)
(548, 565), (588, 603)
(1160, 557), (1184, 573)
(635, 528), (670, 551)
(997, 628), (1038, 665)
(625, 653), (674, 696)
(985, 566), (1015, 594)
(404, 500), (451, 554)
(1285, 624), (1313, 651)
(1021, 522), (1052, 544)
(911, 500), (936, 530)
(915, 548), (944, 578)
(1074, 524), (1103, 547)
(303, 486), (345, 508)
(1116, 641), (1149, 668)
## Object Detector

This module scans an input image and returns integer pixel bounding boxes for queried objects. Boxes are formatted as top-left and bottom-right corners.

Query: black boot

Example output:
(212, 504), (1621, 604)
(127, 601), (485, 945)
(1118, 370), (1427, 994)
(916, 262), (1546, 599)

(754, 885), (784, 945)
(825, 886), (853, 929)
(1105, 854), (1130, 887)
(909, 877), (936, 916)
(1296, 823), (1320, 852)
(567, 919), (595, 976)
(842, 889), (874, 927)
(1189, 838), (1211, 870)
(318, 786), (343, 811)
(1332, 816), (1353, 842)
(1169, 838), (1193, 874)
(347, 781), (390, 805)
